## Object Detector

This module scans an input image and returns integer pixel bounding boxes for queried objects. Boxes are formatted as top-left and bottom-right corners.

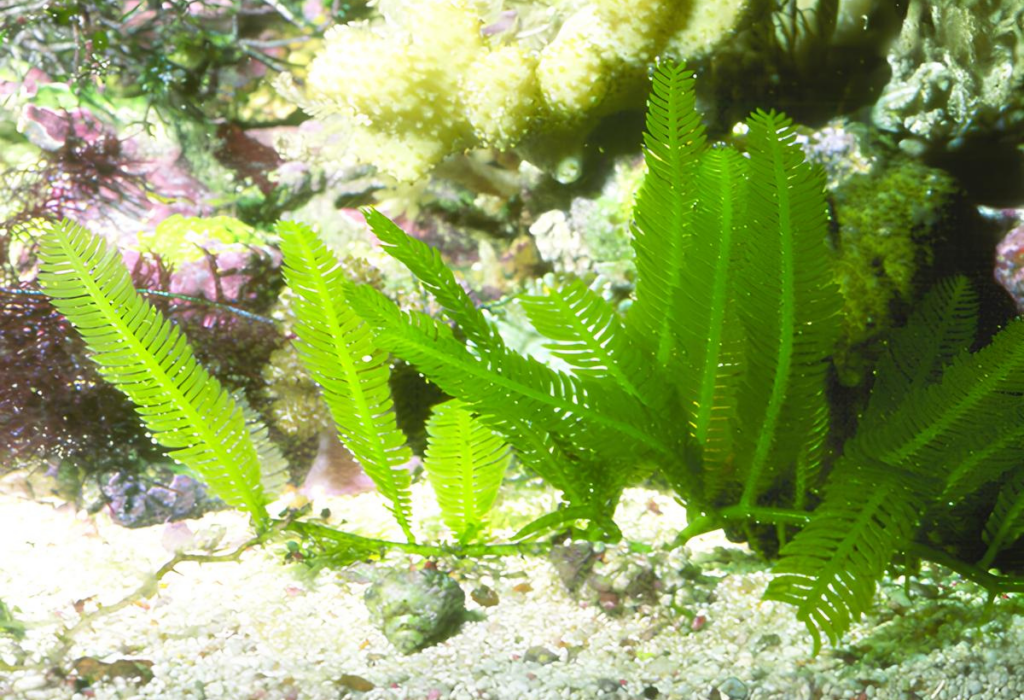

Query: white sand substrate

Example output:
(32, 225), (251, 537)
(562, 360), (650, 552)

(1, 478), (1022, 700)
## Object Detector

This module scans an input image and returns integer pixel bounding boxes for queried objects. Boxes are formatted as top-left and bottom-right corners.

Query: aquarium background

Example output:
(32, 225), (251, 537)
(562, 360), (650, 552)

(2, 1), (1024, 699)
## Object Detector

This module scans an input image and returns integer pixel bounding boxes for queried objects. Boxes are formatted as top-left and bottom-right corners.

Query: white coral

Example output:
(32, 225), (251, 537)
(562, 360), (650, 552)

(290, 0), (749, 182)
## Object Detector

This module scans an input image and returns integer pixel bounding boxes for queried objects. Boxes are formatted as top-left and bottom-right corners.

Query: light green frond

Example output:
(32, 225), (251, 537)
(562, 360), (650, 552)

(519, 278), (658, 402)
(679, 147), (746, 447)
(764, 460), (921, 654)
(629, 61), (706, 369)
(276, 220), (414, 541)
(347, 282), (677, 501)
(37, 220), (268, 525)
(238, 394), (290, 500)
(735, 109), (842, 508)
(423, 399), (511, 544)
(362, 207), (501, 352)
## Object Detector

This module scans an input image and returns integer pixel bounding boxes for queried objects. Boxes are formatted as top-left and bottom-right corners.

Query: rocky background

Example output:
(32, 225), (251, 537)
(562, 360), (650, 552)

(2, 0), (1024, 527)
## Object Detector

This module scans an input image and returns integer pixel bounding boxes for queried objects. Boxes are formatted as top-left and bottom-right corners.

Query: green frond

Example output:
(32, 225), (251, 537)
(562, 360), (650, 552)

(764, 460), (922, 653)
(981, 466), (1024, 568)
(497, 421), (590, 506)
(853, 278), (1024, 502)
(346, 282), (677, 506)
(37, 220), (268, 524)
(734, 109), (842, 508)
(289, 521), (390, 569)
(510, 505), (605, 541)
(940, 409), (1024, 503)
(766, 294), (1024, 651)
(854, 318), (1024, 489)
(862, 276), (978, 431)
(276, 220), (414, 541)
(423, 399), (511, 544)
(629, 61), (706, 369)
(239, 394), (290, 499)
(362, 207), (501, 352)
(519, 278), (658, 402)
(678, 147), (746, 447)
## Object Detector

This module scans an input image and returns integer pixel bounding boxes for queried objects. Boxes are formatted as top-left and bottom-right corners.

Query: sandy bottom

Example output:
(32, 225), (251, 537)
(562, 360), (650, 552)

(1, 477), (1022, 700)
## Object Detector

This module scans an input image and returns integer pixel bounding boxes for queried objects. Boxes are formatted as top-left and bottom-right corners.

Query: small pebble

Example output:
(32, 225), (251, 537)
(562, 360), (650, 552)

(719, 676), (748, 700)
(523, 646), (559, 665)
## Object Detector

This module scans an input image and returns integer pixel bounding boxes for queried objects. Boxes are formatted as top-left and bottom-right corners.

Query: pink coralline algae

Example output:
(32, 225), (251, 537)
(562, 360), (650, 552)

(995, 222), (1024, 312)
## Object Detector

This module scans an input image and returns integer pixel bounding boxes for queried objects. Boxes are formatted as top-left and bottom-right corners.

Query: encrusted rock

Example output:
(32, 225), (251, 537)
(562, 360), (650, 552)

(363, 566), (467, 654)
(872, 0), (1024, 152)
(93, 469), (220, 528)
(549, 541), (663, 615)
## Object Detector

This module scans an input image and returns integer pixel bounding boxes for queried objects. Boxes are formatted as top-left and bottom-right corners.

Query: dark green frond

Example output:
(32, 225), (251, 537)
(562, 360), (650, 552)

(629, 61), (706, 368)
(855, 319), (1024, 488)
(981, 466), (1024, 568)
(941, 414), (1024, 504)
(362, 207), (501, 352)
(734, 109), (842, 508)
(423, 399), (511, 544)
(862, 276), (978, 431)
(769, 296), (1024, 651)
(37, 220), (268, 524)
(764, 460), (922, 653)
(852, 280), (1024, 502)
(277, 220), (414, 541)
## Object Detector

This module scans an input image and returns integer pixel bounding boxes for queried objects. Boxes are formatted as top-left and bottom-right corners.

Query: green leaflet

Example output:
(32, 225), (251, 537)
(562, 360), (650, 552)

(277, 220), (415, 542)
(423, 399), (511, 544)
(37, 220), (270, 525)
(519, 278), (657, 402)
(363, 207), (502, 353)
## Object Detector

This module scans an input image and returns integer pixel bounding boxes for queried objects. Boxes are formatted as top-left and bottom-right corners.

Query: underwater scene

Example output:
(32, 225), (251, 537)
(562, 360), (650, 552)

(4, 1), (1024, 698)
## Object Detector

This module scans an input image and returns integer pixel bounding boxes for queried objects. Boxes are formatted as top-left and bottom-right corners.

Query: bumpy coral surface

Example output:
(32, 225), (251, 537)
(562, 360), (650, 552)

(289, 0), (749, 182)
(872, 0), (1024, 152)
